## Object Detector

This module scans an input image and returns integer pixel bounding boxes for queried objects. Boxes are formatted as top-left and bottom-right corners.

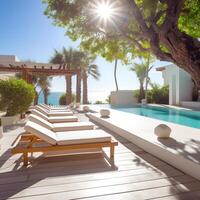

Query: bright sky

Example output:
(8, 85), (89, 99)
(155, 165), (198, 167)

(0, 0), (170, 102)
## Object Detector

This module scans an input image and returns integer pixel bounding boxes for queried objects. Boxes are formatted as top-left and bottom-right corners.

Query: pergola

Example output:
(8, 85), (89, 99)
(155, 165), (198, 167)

(0, 61), (80, 104)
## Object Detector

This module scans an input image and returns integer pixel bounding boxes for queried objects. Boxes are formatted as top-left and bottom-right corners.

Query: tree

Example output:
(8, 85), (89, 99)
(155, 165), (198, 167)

(130, 56), (154, 102)
(0, 79), (35, 116)
(59, 93), (76, 105)
(34, 76), (52, 105)
(77, 51), (100, 104)
(114, 59), (119, 91)
(50, 47), (79, 104)
(43, 0), (200, 90)
(16, 73), (52, 105)
(72, 51), (86, 103)
(43, 83), (51, 104)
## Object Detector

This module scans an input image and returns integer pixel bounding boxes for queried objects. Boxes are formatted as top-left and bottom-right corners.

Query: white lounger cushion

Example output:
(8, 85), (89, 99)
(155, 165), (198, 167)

(32, 109), (49, 120)
(25, 121), (57, 145)
(32, 110), (78, 123)
(35, 106), (73, 116)
(25, 121), (111, 146)
(41, 104), (68, 110)
(49, 116), (78, 123)
(36, 105), (72, 114)
(29, 114), (94, 131)
(28, 114), (53, 130)
(53, 122), (94, 132)
(39, 104), (70, 112)
(56, 130), (111, 145)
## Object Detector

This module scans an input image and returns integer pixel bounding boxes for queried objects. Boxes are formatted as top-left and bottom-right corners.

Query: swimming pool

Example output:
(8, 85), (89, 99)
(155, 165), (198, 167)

(112, 105), (200, 129)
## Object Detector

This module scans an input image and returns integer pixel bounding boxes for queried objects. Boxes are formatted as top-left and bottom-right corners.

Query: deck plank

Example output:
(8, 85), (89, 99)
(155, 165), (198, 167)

(0, 114), (200, 200)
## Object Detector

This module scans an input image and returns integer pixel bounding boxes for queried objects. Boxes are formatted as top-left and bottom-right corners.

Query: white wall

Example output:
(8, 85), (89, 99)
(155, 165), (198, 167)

(0, 55), (17, 63)
(162, 64), (193, 105)
(111, 90), (138, 106)
(0, 55), (18, 79)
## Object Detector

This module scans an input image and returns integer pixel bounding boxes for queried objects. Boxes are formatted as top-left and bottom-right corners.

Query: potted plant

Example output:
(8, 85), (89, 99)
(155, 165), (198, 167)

(0, 79), (35, 126)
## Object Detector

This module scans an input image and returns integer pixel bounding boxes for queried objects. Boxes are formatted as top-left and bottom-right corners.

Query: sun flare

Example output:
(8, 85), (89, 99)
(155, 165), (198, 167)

(96, 2), (114, 20)
(89, 0), (122, 29)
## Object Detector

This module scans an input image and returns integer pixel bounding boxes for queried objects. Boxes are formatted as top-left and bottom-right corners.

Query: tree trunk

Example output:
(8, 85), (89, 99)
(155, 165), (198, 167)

(44, 88), (48, 105)
(65, 74), (72, 105)
(126, 0), (200, 89)
(34, 91), (38, 105)
(76, 72), (81, 103)
(144, 76), (148, 101)
(139, 82), (145, 102)
(114, 59), (119, 91)
(82, 72), (88, 104)
(155, 29), (200, 90)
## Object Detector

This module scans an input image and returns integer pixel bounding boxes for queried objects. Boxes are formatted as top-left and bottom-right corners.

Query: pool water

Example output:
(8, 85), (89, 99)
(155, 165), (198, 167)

(113, 105), (200, 129)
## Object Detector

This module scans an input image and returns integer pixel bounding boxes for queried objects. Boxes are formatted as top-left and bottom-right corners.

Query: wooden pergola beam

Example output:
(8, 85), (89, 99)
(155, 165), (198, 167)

(0, 62), (81, 105)
(0, 65), (79, 76)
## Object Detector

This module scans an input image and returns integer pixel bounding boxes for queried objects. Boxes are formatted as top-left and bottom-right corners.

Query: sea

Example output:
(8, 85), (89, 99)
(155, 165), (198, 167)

(38, 91), (110, 105)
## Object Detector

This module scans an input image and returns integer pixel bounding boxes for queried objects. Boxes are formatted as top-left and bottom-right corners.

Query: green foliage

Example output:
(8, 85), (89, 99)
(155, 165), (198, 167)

(130, 55), (154, 101)
(59, 93), (76, 105)
(133, 90), (140, 102)
(147, 84), (169, 104)
(43, 0), (200, 62)
(0, 79), (35, 116)
(178, 0), (200, 38)
(106, 95), (111, 104)
(95, 100), (103, 104)
(133, 85), (169, 104)
(51, 47), (83, 69)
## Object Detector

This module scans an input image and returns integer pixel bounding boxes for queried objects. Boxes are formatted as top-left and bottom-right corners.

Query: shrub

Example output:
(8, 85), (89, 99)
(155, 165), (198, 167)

(0, 79), (35, 116)
(95, 100), (103, 104)
(59, 93), (76, 105)
(133, 90), (140, 103)
(148, 85), (169, 104)
(133, 85), (169, 104)
(105, 95), (111, 104)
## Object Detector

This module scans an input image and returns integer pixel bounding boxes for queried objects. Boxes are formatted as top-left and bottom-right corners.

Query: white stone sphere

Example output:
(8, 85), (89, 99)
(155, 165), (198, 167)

(83, 106), (90, 112)
(141, 99), (147, 105)
(100, 109), (110, 118)
(75, 103), (80, 108)
(154, 124), (171, 138)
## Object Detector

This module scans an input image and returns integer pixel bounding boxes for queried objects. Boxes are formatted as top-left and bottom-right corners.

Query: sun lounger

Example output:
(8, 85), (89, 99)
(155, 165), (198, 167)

(40, 104), (69, 112)
(28, 114), (95, 132)
(41, 104), (69, 110)
(32, 109), (78, 123)
(35, 106), (73, 117)
(11, 121), (118, 166)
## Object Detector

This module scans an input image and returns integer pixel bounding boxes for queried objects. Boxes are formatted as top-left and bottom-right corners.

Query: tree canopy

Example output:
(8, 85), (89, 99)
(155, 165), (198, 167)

(43, 0), (200, 88)
(0, 79), (35, 116)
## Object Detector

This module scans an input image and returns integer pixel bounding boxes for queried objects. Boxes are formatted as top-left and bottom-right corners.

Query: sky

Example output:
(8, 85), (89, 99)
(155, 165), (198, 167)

(0, 0), (170, 102)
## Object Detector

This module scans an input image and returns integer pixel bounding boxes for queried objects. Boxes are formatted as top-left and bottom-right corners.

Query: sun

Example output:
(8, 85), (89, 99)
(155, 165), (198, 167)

(95, 2), (114, 20)
(90, 0), (117, 23)
(88, 0), (122, 29)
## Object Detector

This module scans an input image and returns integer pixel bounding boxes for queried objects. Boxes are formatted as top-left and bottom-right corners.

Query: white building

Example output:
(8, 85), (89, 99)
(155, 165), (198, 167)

(0, 55), (18, 80)
(157, 64), (200, 108)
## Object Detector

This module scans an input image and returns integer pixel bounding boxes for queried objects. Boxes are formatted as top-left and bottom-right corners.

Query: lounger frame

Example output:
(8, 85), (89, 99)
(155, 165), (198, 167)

(12, 132), (118, 166)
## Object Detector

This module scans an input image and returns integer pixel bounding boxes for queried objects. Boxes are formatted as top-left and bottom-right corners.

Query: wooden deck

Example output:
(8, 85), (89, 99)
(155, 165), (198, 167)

(0, 114), (200, 200)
